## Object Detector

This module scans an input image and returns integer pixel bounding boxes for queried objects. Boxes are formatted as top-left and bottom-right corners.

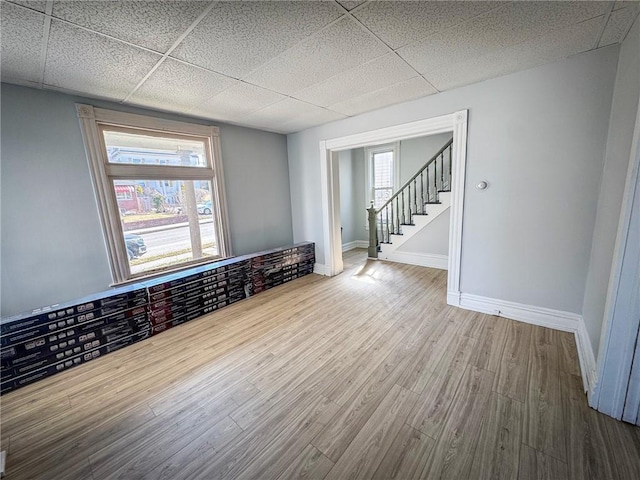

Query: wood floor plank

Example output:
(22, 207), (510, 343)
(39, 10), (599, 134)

(518, 445), (567, 480)
(324, 384), (419, 480)
(0, 395), (71, 439)
(601, 413), (640, 479)
(276, 444), (334, 480)
(372, 424), (435, 480)
(406, 334), (476, 439)
(420, 365), (495, 480)
(468, 392), (523, 480)
(556, 331), (580, 376)
(396, 310), (461, 394)
(188, 391), (335, 479)
(311, 339), (414, 462)
(494, 322), (532, 402)
(522, 327), (565, 462)
(602, 416), (640, 478)
(8, 402), (156, 474)
(561, 372), (618, 480)
(141, 416), (243, 480)
(89, 396), (238, 479)
(471, 316), (509, 373)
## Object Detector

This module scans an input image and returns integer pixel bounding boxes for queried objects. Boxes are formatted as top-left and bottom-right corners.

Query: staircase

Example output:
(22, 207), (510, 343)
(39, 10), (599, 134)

(367, 139), (453, 266)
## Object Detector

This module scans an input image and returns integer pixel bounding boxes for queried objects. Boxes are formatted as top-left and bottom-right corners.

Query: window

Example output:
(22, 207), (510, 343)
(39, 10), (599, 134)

(365, 143), (400, 226)
(77, 105), (230, 283)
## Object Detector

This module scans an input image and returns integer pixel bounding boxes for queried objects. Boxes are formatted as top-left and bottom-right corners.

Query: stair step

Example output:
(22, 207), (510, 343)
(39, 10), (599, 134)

(424, 201), (442, 205)
(399, 223), (415, 227)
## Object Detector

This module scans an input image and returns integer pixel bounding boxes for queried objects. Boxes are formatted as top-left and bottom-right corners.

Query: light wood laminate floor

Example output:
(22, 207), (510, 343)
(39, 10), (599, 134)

(2, 249), (640, 479)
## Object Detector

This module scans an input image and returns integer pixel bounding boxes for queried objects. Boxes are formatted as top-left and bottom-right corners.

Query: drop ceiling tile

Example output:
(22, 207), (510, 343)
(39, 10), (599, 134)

(599, 6), (640, 46)
(8, 0), (46, 12)
(330, 76), (436, 117)
(294, 53), (418, 107)
(239, 97), (339, 130)
(613, 1), (640, 11)
(190, 82), (286, 122)
(1, 3), (44, 83)
(244, 17), (388, 95)
(399, 1), (610, 75)
(51, 1), (208, 53)
(337, 1), (367, 11)
(128, 59), (236, 113)
(353, 1), (502, 49)
(276, 109), (348, 134)
(171, 1), (343, 79)
(44, 20), (161, 100)
(426, 16), (601, 91)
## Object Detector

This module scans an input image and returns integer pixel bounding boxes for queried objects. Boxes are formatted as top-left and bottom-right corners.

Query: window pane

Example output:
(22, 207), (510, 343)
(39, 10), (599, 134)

(103, 129), (207, 167)
(374, 188), (393, 208)
(373, 151), (393, 188)
(115, 179), (219, 276)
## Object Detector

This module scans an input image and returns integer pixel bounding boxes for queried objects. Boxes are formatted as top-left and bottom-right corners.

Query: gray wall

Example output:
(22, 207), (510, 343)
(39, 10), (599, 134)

(1, 84), (293, 316)
(338, 149), (356, 244)
(399, 132), (453, 185)
(288, 46), (618, 314)
(583, 17), (640, 356)
(397, 210), (450, 256)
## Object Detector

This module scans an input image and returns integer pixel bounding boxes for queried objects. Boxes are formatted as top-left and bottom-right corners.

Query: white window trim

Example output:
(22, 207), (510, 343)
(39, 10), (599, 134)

(76, 104), (232, 284)
(364, 142), (400, 230)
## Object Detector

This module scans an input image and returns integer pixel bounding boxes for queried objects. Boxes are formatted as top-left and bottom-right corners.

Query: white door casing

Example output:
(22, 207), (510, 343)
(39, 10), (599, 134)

(318, 110), (469, 305)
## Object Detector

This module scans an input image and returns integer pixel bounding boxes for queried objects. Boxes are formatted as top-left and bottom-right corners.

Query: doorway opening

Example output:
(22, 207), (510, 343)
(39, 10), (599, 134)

(319, 111), (468, 306)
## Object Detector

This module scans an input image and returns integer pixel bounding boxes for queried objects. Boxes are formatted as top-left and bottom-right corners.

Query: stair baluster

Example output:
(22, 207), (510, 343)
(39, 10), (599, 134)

(367, 138), (452, 258)
(420, 173), (424, 213)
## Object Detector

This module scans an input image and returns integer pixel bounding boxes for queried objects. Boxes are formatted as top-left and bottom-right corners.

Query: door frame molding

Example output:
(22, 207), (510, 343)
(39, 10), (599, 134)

(318, 110), (468, 305)
(591, 100), (640, 419)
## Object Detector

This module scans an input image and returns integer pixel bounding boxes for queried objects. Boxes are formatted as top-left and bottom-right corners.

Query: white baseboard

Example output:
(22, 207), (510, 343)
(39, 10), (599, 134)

(576, 316), (598, 394)
(380, 252), (448, 270)
(447, 291), (461, 307)
(313, 263), (329, 276)
(342, 240), (369, 252)
(458, 293), (580, 332)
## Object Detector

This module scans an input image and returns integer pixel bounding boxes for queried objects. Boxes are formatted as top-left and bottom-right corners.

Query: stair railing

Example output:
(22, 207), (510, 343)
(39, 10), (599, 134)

(367, 138), (453, 258)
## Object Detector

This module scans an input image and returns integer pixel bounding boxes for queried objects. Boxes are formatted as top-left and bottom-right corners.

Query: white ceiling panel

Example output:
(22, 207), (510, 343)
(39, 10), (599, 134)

(240, 97), (338, 129)
(426, 16), (601, 92)
(353, 1), (503, 49)
(171, 1), (343, 79)
(276, 109), (347, 134)
(330, 76), (436, 117)
(51, 1), (208, 54)
(399, 1), (610, 75)
(1, 2), (44, 83)
(8, 0), (45, 12)
(294, 53), (417, 107)
(336, 1), (367, 12)
(128, 59), (236, 114)
(44, 20), (161, 100)
(244, 17), (388, 95)
(189, 81), (286, 122)
(599, 5), (640, 47)
(1, 1), (634, 134)
(613, 1), (640, 10)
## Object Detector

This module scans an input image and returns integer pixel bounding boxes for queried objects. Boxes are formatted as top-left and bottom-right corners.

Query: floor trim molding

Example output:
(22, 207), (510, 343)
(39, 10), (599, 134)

(342, 240), (369, 252)
(459, 293), (580, 332)
(381, 252), (448, 270)
(313, 263), (329, 276)
(576, 316), (598, 395)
